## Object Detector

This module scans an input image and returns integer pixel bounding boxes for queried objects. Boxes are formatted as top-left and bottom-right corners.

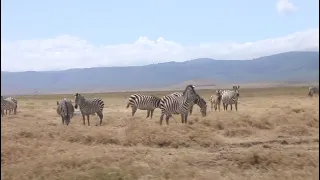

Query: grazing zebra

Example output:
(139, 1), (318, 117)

(209, 90), (222, 112)
(4, 97), (18, 115)
(170, 92), (207, 117)
(1, 96), (16, 117)
(221, 86), (240, 111)
(56, 98), (75, 125)
(126, 94), (161, 119)
(159, 85), (199, 125)
(308, 86), (319, 97)
(74, 93), (104, 126)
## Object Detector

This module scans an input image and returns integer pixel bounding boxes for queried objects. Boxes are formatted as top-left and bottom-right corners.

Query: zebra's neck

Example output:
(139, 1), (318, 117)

(78, 99), (90, 108)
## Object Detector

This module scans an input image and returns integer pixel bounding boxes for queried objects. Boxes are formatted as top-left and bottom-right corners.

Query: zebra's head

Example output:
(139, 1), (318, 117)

(183, 85), (198, 104)
(233, 85), (240, 97)
(74, 93), (84, 109)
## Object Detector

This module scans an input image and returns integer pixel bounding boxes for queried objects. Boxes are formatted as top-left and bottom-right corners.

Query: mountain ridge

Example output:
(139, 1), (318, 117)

(1, 51), (319, 95)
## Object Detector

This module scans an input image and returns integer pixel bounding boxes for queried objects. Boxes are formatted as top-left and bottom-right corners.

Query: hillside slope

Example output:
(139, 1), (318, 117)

(1, 51), (319, 94)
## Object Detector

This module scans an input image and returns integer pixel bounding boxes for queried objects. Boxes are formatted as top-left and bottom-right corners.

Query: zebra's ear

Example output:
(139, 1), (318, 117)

(74, 93), (79, 97)
(238, 85), (240, 89)
(56, 101), (59, 105)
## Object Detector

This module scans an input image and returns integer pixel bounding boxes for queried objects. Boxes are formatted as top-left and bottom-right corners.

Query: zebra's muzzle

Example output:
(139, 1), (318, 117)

(74, 105), (78, 109)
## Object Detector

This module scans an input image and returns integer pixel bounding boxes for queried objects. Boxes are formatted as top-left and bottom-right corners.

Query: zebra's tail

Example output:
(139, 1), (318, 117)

(126, 102), (131, 108)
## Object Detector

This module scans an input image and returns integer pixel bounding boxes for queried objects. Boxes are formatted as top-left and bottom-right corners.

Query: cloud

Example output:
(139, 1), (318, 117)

(1, 28), (319, 72)
(276, 0), (297, 14)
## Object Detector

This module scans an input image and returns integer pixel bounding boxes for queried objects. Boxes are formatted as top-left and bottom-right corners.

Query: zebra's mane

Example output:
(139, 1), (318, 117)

(182, 85), (196, 96)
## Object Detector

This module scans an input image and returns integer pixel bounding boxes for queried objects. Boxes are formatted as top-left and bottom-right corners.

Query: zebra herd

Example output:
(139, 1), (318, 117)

(127, 85), (239, 125)
(1, 85), (319, 126)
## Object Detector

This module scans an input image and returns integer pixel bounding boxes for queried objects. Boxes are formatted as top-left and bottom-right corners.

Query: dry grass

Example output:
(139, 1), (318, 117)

(1, 86), (319, 180)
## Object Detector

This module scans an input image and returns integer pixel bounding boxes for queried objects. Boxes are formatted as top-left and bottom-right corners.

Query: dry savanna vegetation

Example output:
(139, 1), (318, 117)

(1, 86), (319, 180)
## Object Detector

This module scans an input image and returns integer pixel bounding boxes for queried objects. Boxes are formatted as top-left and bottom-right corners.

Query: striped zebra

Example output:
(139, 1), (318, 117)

(74, 93), (104, 126)
(221, 86), (240, 111)
(170, 92), (207, 117)
(159, 85), (199, 125)
(1, 96), (16, 117)
(126, 94), (161, 119)
(4, 97), (18, 115)
(308, 86), (319, 97)
(56, 98), (75, 125)
(209, 90), (222, 112)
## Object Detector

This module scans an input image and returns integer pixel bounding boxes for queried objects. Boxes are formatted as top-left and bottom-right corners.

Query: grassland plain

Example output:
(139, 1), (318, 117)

(1, 86), (319, 180)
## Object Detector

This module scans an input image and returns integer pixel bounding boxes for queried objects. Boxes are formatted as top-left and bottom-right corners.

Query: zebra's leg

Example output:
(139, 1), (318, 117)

(96, 111), (103, 126)
(150, 109), (155, 119)
(131, 107), (137, 116)
(189, 105), (193, 115)
(5, 110), (8, 115)
(218, 103), (220, 112)
(211, 101), (214, 112)
(86, 115), (90, 126)
(82, 114), (86, 125)
(235, 102), (238, 111)
(180, 114), (184, 123)
(165, 115), (170, 125)
(146, 110), (150, 118)
(61, 117), (65, 125)
(230, 104), (233, 111)
(184, 113), (188, 124)
(160, 113), (165, 125)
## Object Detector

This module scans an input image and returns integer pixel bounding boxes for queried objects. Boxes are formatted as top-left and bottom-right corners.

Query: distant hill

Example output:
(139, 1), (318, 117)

(1, 51), (319, 95)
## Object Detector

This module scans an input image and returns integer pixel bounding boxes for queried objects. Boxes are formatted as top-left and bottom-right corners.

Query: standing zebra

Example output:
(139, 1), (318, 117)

(126, 94), (161, 119)
(56, 98), (75, 125)
(308, 86), (319, 97)
(170, 92), (207, 117)
(221, 86), (240, 111)
(209, 90), (222, 112)
(74, 93), (104, 126)
(1, 96), (16, 117)
(159, 85), (199, 125)
(4, 97), (18, 115)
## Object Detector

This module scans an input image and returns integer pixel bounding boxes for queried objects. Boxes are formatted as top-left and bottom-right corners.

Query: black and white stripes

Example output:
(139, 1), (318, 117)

(159, 85), (199, 125)
(308, 86), (319, 97)
(209, 90), (222, 112)
(56, 98), (75, 125)
(1, 96), (18, 117)
(221, 86), (240, 111)
(126, 94), (161, 119)
(170, 92), (207, 117)
(74, 93), (104, 126)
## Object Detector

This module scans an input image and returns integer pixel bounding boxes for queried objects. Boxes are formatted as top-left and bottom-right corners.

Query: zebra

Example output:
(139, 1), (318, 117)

(308, 86), (319, 97)
(1, 96), (16, 117)
(209, 90), (222, 112)
(56, 98), (75, 125)
(170, 92), (207, 117)
(159, 85), (199, 125)
(221, 86), (240, 111)
(74, 93), (104, 126)
(4, 97), (18, 115)
(126, 94), (161, 119)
